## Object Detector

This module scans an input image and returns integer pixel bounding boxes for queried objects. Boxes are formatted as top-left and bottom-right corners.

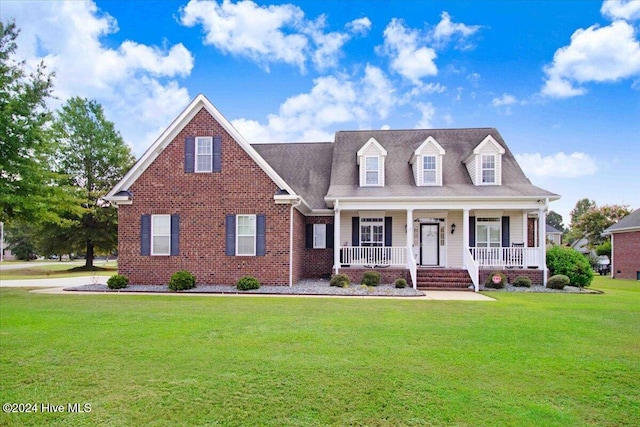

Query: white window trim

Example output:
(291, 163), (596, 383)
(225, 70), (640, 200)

(151, 214), (171, 256)
(480, 154), (496, 185)
(195, 136), (213, 173)
(313, 224), (327, 249)
(476, 218), (501, 248)
(423, 155), (437, 185)
(236, 214), (256, 256)
(360, 217), (384, 247)
(364, 156), (380, 186)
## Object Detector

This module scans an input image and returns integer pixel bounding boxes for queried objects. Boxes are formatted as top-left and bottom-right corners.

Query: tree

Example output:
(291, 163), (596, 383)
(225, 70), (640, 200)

(4, 221), (37, 260)
(546, 210), (565, 233)
(569, 198), (596, 228)
(52, 97), (135, 268)
(0, 21), (59, 223)
(573, 204), (630, 249)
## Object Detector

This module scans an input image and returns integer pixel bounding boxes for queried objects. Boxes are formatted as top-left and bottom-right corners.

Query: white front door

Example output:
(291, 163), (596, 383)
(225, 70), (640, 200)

(421, 224), (439, 266)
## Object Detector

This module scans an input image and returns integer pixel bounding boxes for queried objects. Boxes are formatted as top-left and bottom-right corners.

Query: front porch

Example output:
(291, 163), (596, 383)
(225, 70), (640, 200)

(331, 204), (549, 291)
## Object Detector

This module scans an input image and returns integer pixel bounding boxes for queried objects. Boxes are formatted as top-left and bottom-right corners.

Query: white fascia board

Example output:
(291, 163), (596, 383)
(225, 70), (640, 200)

(603, 226), (640, 235)
(107, 94), (298, 199)
(325, 196), (552, 210)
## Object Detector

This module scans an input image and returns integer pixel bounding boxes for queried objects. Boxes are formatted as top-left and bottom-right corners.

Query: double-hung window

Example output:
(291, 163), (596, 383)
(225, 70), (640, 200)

(360, 218), (384, 247)
(236, 215), (256, 256)
(481, 155), (496, 184)
(423, 155), (436, 184)
(151, 215), (171, 255)
(365, 156), (380, 185)
(195, 137), (213, 172)
(313, 224), (327, 249)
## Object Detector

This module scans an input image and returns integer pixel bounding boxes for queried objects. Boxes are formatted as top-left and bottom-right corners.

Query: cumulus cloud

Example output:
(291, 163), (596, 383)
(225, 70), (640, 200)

(601, 0), (640, 21)
(179, 0), (368, 72)
(492, 93), (517, 107)
(541, 20), (640, 98)
(3, 0), (193, 155)
(415, 102), (436, 129)
(515, 152), (598, 178)
(431, 11), (482, 49)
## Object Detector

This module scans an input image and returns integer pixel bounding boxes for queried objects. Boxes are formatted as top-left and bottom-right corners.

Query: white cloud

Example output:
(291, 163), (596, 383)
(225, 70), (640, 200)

(4, 0), (194, 156)
(515, 152), (598, 178)
(361, 65), (396, 119)
(179, 0), (367, 73)
(492, 93), (517, 107)
(431, 11), (482, 49)
(601, 0), (640, 21)
(415, 102), (436, 129)
(541, 20), (640, 98)
(379, 18), (438, 84)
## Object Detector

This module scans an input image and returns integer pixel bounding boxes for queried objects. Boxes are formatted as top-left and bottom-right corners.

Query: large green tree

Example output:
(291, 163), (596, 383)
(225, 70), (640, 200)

(546, 210), (565, 233)
(569, 198), (596, 228)
(0, 21), (59, 223)
(573, 204), (630, 249)
(51, 97), (135, 268)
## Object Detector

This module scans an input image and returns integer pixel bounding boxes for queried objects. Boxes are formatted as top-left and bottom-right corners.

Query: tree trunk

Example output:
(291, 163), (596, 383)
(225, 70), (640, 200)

(85, 241), (94, 268)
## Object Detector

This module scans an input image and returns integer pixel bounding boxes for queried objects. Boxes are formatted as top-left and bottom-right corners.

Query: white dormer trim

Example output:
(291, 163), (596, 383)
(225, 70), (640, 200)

(357, 137), (386, 187)
(410, 136), (446, 187)
(465, 135), (506, 186)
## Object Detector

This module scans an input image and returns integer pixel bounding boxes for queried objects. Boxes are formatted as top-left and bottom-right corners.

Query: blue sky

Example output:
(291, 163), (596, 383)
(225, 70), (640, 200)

(4, 0), (640, 224)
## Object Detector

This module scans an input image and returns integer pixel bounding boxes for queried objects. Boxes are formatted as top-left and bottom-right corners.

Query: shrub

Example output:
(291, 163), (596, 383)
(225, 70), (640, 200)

(236, 276), (260, 291)
(484, 271), (507, 289)
(168, 270), (196, 291)
(546, 246), (594, 287)
(329, 274), (350, 288)
(547, 274), (570, 290)
(361, 271), (381, 286)
(512, 276), (532, 288)
(394, 278), (407, 289)
(107, 274), (129, 290)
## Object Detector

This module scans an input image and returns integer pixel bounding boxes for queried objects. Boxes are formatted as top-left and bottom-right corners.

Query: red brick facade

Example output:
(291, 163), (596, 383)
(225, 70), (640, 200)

(118, 107), (294, 285)
(612, 231), (640, 280)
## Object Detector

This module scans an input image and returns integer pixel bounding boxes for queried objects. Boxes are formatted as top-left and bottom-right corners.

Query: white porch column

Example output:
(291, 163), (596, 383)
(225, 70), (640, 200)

(406, 209), (414, 252)
(538, 207), (547, 286)
(406, 208), (416, 289)
(463, 209), (470, 249)
(333, 201), (341, 275)
(522, 213), (528, 247)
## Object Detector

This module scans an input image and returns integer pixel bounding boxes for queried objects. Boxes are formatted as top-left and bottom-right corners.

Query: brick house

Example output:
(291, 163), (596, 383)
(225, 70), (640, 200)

(604, 209), (640, 280)
(106, 94), (560, 291)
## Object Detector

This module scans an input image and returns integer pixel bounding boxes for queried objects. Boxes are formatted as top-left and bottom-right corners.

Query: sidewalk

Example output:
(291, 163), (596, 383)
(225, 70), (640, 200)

(0, 276), (108, 287)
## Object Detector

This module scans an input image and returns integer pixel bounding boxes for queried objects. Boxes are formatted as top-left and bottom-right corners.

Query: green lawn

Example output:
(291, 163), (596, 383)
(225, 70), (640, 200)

(0, 261), (117, 280)
(0, 276), (638, 426)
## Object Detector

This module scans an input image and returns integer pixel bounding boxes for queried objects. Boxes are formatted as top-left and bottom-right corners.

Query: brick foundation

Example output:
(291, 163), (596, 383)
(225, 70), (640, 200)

(479, 268), (544, 286)
(336, 267), (410, 286)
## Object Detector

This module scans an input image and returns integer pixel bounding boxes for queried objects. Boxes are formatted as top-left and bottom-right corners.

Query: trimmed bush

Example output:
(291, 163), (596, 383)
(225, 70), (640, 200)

(484, 271), (507, 289)
(107, 274), (129, 290)
(512, 276), (532, 288)
(361, 271), (381, 286)
(394, 278), (407, 289)
(547, 274), (570, 290)
(236, 276), (260, 291)
(168, 270), (196, 291)
(329, 274), (350, 288)
(546, 246), (594, 287)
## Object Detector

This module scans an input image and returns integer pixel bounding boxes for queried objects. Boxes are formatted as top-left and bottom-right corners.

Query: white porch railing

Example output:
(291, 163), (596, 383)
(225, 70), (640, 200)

(470, 247), (541, 268)
(340, 246), (406, 267)
(463, 248), (479, 292)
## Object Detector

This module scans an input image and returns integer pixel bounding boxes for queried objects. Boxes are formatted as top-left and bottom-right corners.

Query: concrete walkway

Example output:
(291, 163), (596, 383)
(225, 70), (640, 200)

(1, 276), (495, 301)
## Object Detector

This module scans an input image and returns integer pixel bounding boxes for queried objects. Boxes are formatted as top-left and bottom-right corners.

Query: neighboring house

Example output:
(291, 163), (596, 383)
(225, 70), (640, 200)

(106, 95), (560, 291)
(603, 209), (640, 280)
(570, 236), (595, 258)
(546, 224), (562, 246)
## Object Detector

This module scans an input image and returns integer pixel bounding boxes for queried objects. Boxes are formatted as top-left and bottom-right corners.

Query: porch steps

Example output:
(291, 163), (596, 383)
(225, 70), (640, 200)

(416, 269), (473, 291)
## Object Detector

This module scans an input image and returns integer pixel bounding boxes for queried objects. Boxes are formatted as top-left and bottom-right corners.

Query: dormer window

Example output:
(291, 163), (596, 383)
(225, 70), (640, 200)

(410, 136), (445, 187)
(357, 137), (387, 187)
(423, 156), (436, 184)
(365, 156), (380, 185)
(481, 154), (496, 184)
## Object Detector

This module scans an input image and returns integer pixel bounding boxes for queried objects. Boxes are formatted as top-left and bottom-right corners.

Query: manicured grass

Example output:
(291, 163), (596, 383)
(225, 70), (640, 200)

(1, 276), (638, 426)
(0, 262), (117, 280)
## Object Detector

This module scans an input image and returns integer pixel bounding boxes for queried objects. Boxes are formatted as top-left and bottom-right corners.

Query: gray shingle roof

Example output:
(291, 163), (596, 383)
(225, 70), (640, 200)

(605, 209), (640, 233)
(253, 128), (559, 210)
(252, 142), (334, 210)
(326, 128), (559, 200)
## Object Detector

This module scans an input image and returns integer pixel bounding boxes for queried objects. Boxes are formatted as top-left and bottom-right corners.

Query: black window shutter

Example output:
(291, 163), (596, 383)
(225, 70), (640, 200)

(469, 216), (476, 247)
(385, 217), (393, 246)
(140, 215), (151, 256)
(352, 217), (360, 246)
(213, 136), (222, 173)
(225, 215), (235, 256)
(256, 214), (266, 256)
(305, 224), (313, 249)
(326, 224), (334, 248)
(501, 216), (510, 247)
(184, 137), (195, 173)
(170, 214), (180, 256)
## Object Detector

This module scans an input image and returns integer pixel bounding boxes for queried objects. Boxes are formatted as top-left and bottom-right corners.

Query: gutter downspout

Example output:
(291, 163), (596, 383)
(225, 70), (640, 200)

(289, 197), (302, 287)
